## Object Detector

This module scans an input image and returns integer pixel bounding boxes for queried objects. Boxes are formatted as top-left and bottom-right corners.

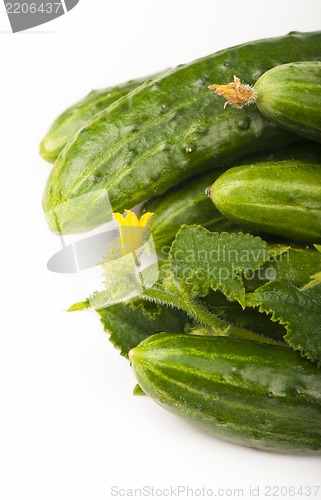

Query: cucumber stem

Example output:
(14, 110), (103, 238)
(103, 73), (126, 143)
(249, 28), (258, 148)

(141, 285), (283, 346)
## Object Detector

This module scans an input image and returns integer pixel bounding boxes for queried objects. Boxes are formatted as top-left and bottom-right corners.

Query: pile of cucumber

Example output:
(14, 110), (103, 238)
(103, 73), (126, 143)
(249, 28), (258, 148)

(41, 31), (321, 454)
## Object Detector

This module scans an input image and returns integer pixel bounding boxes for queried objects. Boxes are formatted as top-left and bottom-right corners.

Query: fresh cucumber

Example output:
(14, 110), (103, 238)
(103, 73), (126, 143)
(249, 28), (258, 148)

(253, 61), (321, 143)
(43, 31), (321, 234)
(40, 72), (164, 163)
(129, 333), (321, 454)
(140, 142), (321, 255)
(209, 159), (321, 243)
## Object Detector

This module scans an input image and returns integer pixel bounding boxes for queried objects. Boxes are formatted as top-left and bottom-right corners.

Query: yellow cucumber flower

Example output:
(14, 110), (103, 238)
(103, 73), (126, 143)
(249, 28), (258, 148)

(113, 209), (154, 255)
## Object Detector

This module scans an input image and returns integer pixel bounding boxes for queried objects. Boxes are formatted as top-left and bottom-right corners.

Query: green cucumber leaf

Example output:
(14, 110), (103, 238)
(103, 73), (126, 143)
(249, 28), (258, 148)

(263, 246), (321, 287)
(71, 225), (321, 364)
(98, 300), (190, 357)
(200, 289), (286, 341)
(68, 299), (90, 312)
(128, 298), (162, 319)
(247, 281), (321, 366)
(169, 226), (284, 307)
(243, 246), (321, 292)
(247, 247), (321, 365)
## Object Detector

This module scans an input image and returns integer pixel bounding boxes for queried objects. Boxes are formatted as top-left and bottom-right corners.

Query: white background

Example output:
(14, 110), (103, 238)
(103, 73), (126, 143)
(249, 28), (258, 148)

(1, 1), (321, 499)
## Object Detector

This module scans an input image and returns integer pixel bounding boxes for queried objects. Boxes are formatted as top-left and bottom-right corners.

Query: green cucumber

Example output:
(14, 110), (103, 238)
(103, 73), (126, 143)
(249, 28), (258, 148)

(43, 31), (321, 234)
(253, 61), (321, 143)
(209, 159), (321, 243)
(129, 333), (321, 454)
(40, 72), (164, 163)
(140, 142), (321, 255)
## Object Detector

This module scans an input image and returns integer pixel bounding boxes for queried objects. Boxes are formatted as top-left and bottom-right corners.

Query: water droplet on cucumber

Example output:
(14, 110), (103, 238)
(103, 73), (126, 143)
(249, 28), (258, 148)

(238, 117), (251, 131)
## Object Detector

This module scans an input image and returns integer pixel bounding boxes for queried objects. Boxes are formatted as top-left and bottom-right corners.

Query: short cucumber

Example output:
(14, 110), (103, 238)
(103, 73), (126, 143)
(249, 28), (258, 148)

(140, 142), (321, 255)
(129, 333), (321, 454)
(209, 159), (321, 243)
(43, 31), (321, 234)
(40, 72), (163, 163)
(254, 61), (321, 143)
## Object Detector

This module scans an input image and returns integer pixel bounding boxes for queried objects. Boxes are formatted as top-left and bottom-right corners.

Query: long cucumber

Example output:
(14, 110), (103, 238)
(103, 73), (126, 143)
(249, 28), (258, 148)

(43, 31), (321, 234)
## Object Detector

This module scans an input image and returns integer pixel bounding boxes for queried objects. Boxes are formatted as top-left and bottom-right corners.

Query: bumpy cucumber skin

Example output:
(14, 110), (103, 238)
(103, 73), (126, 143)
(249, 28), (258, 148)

(40, 74), (163, 163)
(210, 160), (321, 243)
(130, 333), (321, 454)
(43, 32), (321, 234)
(254, 61), (321, 144)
